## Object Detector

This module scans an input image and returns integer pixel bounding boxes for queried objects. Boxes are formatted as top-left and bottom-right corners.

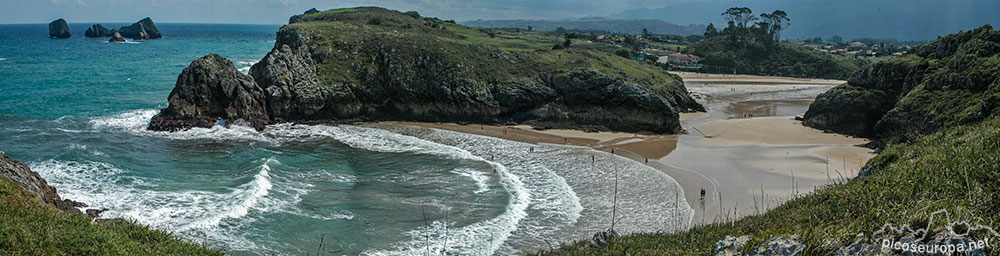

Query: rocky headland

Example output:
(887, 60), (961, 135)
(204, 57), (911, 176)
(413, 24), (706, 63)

(48, 18), (71, 39)
(149, 7), (703, 134)
(804, 25), (1000, 145)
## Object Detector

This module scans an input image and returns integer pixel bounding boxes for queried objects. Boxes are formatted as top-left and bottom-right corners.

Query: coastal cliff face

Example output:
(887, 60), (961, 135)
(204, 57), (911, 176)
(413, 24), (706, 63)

(152, 7), (702, 134)
(0, 153), (80, 214)
(804, 25), (1000, 143)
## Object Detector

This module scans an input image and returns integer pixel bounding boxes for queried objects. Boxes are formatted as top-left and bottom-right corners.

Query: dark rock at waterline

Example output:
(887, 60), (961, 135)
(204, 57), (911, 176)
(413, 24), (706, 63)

(148, 54), (270, 131)
(109, 31), (126, 42)
(0, 152), (81, 214)
(48, 18), (71, 39)
(85, 24), (113, 37)
(86, 208), (109, 218)
(118, 17), (161, 40)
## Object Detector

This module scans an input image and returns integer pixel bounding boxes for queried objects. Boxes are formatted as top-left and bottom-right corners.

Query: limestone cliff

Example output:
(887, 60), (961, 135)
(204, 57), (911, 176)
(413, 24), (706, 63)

(804, 25), (1000, 143)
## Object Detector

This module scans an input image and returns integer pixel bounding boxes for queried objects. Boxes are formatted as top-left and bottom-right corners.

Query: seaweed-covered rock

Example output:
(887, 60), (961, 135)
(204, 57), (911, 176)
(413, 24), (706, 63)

(85, 24), (113, 37)
(0, 152), (81, 214)
(118, 17), (161, 39)
(48, 18), (71, 39)
(149, 54), (269, 131)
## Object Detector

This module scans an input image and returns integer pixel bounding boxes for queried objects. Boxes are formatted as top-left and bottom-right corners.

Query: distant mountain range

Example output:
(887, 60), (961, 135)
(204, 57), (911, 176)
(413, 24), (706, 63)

(461, 18), (706, 36)
(603, 0), (999, 41)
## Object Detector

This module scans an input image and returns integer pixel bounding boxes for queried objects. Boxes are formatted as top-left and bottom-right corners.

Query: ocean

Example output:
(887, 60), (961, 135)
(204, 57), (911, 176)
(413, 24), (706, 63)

(0, 23), (692, 255)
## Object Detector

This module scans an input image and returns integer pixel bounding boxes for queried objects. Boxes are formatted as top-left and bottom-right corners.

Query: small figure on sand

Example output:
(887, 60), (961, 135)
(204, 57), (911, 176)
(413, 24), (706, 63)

(564, 138), (568, 144)
(700, 188), (706, 200)
(591, 155), (595, 164)
(644, 157), (648, 163)
(492, 168), (497, 174)
(611, 148), (615, 154)
(530, 147), (534, 153)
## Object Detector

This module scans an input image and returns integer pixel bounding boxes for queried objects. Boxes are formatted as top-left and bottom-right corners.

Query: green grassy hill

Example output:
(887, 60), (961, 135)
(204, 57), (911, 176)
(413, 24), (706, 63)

(685, 35), (868, 79)
(0, 176), (220, 255)
(804, 25), (1000, 143)
(158, 7), (704, 134)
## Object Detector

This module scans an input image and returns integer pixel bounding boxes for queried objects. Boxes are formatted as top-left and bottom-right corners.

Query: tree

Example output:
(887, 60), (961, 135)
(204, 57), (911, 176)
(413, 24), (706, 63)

(563, 38), (572, 48)
(830, 35), (843, 44)
(554, 27), (567, 35)
(642, 28), (650, 37)
(527, 26), (532, 31)
(760, 10), (790, 41)
(722, 7), (756, 29)
(704, 23), (719, 37)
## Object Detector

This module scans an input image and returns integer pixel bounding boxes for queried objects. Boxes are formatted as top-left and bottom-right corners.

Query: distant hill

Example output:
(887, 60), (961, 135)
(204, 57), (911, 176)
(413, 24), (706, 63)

(461, 18), (706, 35)
(605, 0), (1000, 41)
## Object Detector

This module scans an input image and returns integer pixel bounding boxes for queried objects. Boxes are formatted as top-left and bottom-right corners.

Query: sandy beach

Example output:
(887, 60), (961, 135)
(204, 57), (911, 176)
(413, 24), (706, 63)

(387, 72), (872, 228)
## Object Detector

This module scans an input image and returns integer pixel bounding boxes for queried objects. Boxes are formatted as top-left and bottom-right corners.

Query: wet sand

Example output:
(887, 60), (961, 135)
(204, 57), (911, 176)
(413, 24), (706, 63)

(386, 72), (871, 228)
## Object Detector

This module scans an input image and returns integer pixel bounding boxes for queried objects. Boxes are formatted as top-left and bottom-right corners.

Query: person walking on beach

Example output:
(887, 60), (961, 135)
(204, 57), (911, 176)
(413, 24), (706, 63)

(700, 188), (706, 200)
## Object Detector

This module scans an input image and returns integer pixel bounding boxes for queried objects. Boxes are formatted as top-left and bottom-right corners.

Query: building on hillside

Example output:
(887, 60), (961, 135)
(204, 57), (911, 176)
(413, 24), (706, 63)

(664, 53), (701, 65)
(850, 41), (866, 47)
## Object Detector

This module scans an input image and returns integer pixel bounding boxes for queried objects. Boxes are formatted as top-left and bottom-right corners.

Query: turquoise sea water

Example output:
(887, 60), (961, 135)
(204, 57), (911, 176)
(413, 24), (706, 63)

(0, 23), (692, 255)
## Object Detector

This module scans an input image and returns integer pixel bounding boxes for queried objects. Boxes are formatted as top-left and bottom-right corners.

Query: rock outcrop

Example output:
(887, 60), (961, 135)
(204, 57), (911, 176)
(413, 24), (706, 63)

(149, 54), (270, 131)
(0, 152), (81, 214)
(804, 25), (1000, 144)
(48, 18), (71, 39)
(151, 7), (702, 134)
(109, 31), (126, 42)
(85, 24), (113, 37)
(118, 17), (161, 40)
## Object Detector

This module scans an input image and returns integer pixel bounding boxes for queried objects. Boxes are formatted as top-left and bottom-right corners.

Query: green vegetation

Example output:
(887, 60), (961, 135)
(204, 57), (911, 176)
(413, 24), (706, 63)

(805, 25), (1000, 142)
(686, 7), (869, 79)
(0, 177), (221, 255)
(283, 7), (700, 111)
(541, 24), (1000, 255)
(536, 115), (1000, 255)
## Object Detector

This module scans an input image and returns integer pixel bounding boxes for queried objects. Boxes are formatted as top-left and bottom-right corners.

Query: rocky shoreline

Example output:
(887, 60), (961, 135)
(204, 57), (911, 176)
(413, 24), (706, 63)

(149, 7), (703, 134)
(0, 152), (113, 219)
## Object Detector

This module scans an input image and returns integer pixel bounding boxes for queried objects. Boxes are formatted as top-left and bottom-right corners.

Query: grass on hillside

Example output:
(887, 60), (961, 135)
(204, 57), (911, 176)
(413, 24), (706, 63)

(0, 177), (221, 255)
(284, 8), (698, 110)
(537, 116), (1000, 255)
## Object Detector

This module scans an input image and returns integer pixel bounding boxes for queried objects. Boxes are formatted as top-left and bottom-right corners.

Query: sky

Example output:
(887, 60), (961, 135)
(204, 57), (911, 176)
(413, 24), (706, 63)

(0, 0), (691, 24)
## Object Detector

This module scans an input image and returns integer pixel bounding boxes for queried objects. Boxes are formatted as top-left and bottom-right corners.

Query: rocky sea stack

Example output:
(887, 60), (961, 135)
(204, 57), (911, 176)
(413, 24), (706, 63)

(803, 25), (1000, 144)
(84, 24), (113, 37)
(118, 17), (161, 40)
(48, 18), (71, 39)
(149, 54), (269, 131)
(150, 7), (703, 133)
(109, 31), (126, 42)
